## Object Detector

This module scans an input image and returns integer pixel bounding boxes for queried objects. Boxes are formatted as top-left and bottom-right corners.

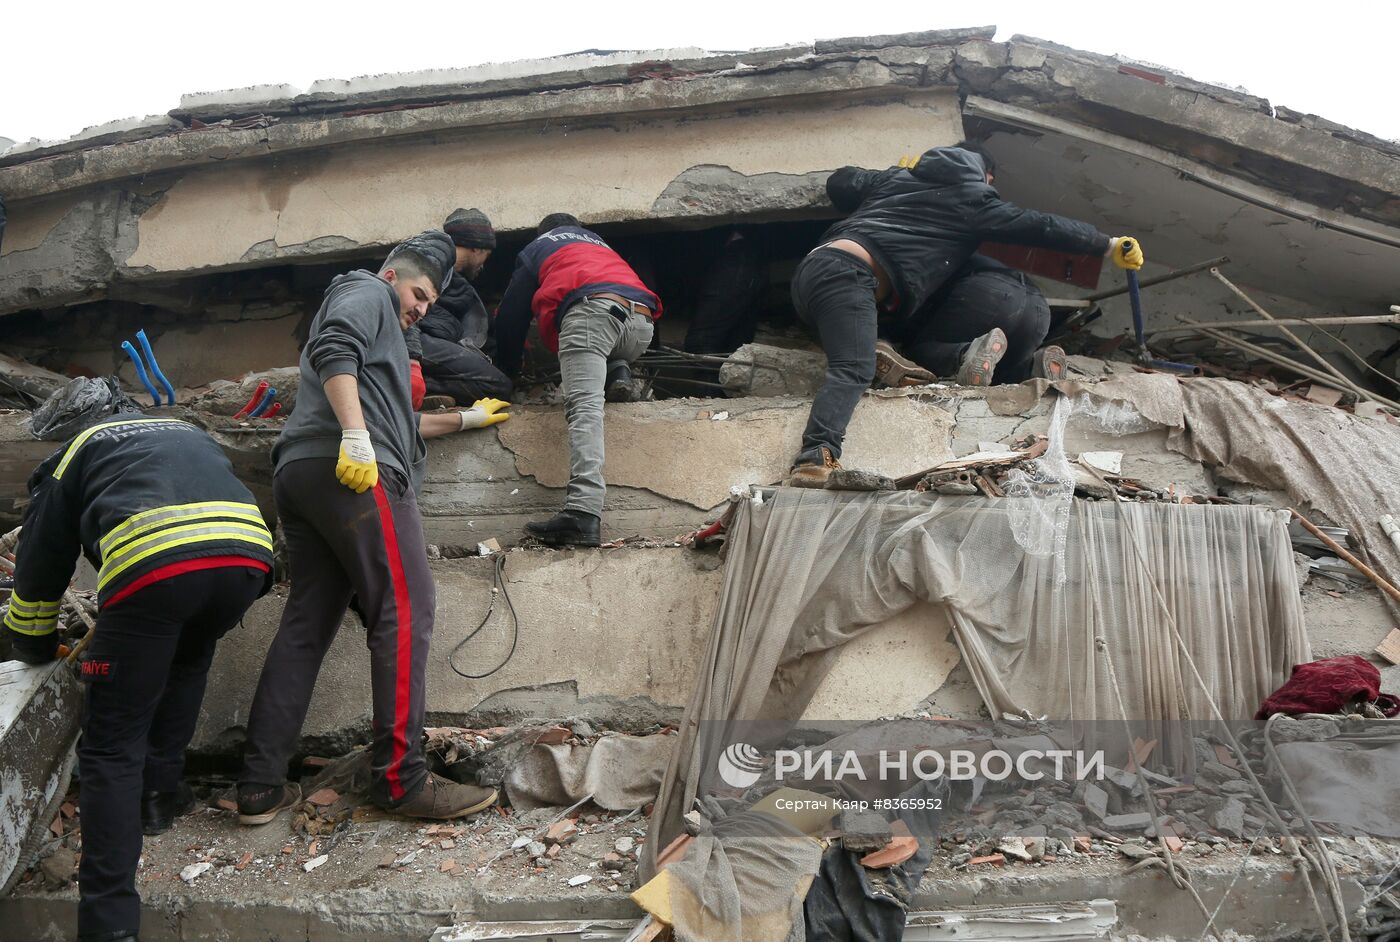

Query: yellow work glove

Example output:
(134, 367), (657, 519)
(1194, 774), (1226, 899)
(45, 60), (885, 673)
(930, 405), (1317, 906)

(335, 429), (379, 493)
(1107, 237), (1145, 271)
(458, 398), (511, 431)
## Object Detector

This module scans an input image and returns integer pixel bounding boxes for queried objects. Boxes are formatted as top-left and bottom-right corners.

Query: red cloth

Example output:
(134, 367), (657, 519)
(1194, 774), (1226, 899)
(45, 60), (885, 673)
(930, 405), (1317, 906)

(409, 360), (425, 410)
(1255, 654), (1400, 719)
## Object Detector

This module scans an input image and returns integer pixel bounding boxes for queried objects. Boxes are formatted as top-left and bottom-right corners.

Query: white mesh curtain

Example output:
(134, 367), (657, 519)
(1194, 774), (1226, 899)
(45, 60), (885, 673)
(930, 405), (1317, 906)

(645, 489), (1308, 879)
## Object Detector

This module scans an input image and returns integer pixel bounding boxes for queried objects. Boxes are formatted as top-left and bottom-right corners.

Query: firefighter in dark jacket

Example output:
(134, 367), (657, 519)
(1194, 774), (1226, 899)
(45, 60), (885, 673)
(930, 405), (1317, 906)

(405, 207), (513, 407)
(4, 412), (275, 942)
(788, 141), (1144, 485)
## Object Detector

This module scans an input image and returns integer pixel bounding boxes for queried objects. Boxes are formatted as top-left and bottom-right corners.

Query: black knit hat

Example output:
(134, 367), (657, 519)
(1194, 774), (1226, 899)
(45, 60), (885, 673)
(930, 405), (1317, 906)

(443, 207), (496, 250)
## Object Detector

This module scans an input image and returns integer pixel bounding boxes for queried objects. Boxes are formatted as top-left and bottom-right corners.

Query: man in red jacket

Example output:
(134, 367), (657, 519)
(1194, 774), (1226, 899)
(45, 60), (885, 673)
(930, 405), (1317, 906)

(494, 214), (661, 546)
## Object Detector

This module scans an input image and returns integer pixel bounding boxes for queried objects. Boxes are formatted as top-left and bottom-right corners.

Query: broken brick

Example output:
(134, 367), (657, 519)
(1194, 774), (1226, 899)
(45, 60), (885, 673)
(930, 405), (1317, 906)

(216, 797), (238, 812)
(1165, 836), (1185, 853)
(969, 854), (1006, 867)
(306, 788), (339, 807)
(533, 726), (572, 746)
(860, 835), (919, 869)
(544, 819), (579, 846)
(1073, 836), (1092, 854)
(440, 859), (459, 873)
(378, 852), (397, 869)
(236, 851), (253, 871)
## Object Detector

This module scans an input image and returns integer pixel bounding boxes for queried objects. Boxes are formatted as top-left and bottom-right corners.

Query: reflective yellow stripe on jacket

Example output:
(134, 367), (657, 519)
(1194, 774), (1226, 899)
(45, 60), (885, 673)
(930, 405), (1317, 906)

(4, 591), (61, 636)
(52, 418), (188, 480)
(96, 505), (273, 592)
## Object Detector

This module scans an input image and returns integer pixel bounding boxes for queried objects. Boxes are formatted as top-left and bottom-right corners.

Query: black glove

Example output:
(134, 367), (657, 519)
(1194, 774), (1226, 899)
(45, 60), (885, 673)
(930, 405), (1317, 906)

(6, 627), (59, 665)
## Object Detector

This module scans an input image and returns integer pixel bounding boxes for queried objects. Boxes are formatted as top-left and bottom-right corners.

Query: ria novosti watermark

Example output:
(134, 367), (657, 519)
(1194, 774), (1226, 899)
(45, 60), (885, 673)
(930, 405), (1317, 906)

(718, 742), (1107, 790)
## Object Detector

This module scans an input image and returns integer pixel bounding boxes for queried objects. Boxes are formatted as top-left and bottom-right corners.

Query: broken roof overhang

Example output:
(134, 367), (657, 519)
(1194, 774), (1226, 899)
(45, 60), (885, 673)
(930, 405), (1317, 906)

(2, 26), (1398, 230)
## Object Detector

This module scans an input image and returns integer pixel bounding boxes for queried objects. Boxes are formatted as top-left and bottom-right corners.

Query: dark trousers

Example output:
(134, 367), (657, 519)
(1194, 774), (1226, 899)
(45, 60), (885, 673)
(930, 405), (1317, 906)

(898, 268), (1051, 384)
(419, 334), (513, 403)
(240, 458), (434, 807)
(792, 249), (879, 463)
(78, 567), (264, 938)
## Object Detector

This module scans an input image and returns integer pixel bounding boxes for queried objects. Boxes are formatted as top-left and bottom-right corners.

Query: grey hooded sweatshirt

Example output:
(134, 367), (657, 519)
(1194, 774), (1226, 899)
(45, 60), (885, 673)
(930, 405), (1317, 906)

(274, 270), (425, 489)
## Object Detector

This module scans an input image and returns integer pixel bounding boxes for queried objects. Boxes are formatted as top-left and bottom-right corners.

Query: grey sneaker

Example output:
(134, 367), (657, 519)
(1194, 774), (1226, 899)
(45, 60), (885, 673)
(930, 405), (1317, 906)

(387, 773), (497, 820)
(1032, 345), (1068, 381)
(954, 329), (1008, 387)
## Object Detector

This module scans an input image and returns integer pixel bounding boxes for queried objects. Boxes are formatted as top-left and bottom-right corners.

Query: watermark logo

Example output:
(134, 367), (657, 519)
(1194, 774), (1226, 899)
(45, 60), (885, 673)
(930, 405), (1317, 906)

(718, 742), (765, 788)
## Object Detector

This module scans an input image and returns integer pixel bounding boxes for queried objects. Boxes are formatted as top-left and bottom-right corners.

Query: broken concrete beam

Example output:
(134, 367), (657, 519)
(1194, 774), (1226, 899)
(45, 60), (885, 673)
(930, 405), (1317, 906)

(814, 26), (996, 55)
(718, 343), (827, 398)
(0, 354), (70, 405)
(0, 661), (82, 893)
(839, 808), (892, 854)
(188, 367), (301, 416)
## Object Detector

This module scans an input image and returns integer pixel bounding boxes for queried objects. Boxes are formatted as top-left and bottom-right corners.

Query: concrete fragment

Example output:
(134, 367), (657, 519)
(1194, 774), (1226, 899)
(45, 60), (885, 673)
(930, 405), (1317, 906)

(840, 809), (893, 853)
(181, 862), (213, 882)
(1213, 799), (1246, 839)
(1081, 783), (1109, 820)
(566, 874), (592, 887)
(997, 837), (1032, 862)
(1117, 842), (1157, 861)
(38, 848), (76, 887)
(719, 343), (827, 398)
(1101, 813), (1153, 831)
(525, 841), (547, 859)
(303, 855), (328, 872)
(613, 836), (636, 856)
(600, 853), (625, 872)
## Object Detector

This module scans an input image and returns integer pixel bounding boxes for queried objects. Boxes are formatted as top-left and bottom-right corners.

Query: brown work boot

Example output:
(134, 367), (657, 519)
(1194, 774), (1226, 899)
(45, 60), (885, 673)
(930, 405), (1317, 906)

(784, 447), (842, 488)
(1032, 345), (1068, 381)
(873, 340), (936, 388)
(387, 773), (497, 820)
(954, 329), (1008, 387)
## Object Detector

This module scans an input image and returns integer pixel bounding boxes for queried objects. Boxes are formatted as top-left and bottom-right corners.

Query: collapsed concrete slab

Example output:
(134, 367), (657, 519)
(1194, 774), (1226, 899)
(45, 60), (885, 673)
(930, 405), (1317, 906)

(0, 661), (80, 893)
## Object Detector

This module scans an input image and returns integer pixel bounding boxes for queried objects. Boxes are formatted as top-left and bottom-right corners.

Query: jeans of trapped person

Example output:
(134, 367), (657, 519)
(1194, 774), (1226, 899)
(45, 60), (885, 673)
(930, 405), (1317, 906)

(791, 248), (879, 464)
(419, 333), (513, 403)
(77, 567), (265, 938)
(899, 268), (1051, 384)
(240, 458), (435, 808)
(557, 298), (654, 518)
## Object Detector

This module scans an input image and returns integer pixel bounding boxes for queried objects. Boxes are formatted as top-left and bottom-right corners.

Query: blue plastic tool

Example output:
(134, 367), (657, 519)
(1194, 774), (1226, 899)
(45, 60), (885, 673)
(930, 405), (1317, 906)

(247, 386), (278, 418)
(135, 330), (176, 405)
(1124, 241), (1197, 375)
(121, 341), (161, 406)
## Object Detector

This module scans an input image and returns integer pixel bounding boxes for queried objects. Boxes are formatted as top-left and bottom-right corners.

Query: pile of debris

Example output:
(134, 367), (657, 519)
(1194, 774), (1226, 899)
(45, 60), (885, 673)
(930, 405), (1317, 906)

(0, 527), (96, 663)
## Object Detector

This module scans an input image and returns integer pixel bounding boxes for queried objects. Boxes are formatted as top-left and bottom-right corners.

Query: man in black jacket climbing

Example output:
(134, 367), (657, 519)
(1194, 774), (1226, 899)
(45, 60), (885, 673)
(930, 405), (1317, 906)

(789, 141), (1144, 485)
(406, 208), (513, 407)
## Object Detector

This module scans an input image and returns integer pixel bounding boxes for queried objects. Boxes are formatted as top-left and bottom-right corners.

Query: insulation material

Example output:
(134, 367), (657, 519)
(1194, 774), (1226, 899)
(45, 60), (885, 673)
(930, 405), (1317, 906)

(645, 489), (1308, 882)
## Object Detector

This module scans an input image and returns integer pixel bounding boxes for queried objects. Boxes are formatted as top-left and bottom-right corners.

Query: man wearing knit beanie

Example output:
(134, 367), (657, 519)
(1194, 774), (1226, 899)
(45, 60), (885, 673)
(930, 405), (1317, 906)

(406, 207), (513, 406)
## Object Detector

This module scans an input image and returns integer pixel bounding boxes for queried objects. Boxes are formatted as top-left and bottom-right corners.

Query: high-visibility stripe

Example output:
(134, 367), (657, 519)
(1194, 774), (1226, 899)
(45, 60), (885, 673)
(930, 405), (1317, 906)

(4, 610), (56, 635)
(6, 593), (60, 617)
(372, 482), (414, 802)
(97, 523), (273, 590)
(52, 418), (189, 480)
(99, 501), (265, 558)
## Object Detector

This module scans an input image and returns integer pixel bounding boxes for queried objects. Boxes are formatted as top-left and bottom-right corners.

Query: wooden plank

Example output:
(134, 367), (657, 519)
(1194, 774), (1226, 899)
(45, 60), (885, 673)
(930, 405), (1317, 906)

(1376, 628), (1400, 666)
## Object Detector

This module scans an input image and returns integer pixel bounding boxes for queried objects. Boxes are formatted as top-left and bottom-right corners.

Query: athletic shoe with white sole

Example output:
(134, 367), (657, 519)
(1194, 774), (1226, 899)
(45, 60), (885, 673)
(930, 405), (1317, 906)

(954, 329), (1008, 387)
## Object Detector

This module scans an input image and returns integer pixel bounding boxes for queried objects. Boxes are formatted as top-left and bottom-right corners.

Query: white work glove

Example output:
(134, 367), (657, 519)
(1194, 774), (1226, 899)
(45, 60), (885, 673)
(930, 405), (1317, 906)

(457, 398), (511, 431)
(335, 429), (378, 493)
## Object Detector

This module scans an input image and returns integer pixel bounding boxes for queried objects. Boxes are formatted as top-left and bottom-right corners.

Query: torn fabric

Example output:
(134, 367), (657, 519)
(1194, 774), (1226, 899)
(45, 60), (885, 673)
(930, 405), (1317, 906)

(645, 489), (1307, 878)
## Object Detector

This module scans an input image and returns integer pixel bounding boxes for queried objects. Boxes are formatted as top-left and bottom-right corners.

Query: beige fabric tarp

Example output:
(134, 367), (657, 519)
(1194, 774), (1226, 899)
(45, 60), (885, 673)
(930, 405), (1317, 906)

(1168, 378), (1400, 598)
(644, 490), (1309, 880)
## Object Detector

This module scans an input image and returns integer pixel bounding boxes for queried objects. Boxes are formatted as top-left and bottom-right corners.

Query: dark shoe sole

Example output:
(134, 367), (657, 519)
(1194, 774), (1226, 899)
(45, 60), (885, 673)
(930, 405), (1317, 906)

(237, 783), (302, 826)
(528, 531), (602, 547)
(873, 342), (935, 388)
(1034, 345), (1068, 382)
(955, 329), (1008, 387)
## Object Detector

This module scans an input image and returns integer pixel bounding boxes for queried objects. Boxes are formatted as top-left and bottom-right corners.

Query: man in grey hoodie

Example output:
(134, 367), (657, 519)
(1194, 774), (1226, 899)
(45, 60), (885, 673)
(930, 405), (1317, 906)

(238, 230), (509, 823)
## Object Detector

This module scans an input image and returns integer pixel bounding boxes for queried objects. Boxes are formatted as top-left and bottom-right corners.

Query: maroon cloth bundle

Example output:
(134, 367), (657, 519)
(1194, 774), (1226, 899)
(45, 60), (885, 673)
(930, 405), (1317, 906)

(1256, 654), (1400, 719)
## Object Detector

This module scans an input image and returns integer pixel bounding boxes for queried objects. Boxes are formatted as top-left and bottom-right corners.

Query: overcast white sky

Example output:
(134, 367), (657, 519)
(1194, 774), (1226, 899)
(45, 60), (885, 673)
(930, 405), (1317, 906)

(4, 1), (1398, 145)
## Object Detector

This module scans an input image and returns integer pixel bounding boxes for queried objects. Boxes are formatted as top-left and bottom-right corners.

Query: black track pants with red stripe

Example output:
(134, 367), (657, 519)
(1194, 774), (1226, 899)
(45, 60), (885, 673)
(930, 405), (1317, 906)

(240, 457), (435, 806)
